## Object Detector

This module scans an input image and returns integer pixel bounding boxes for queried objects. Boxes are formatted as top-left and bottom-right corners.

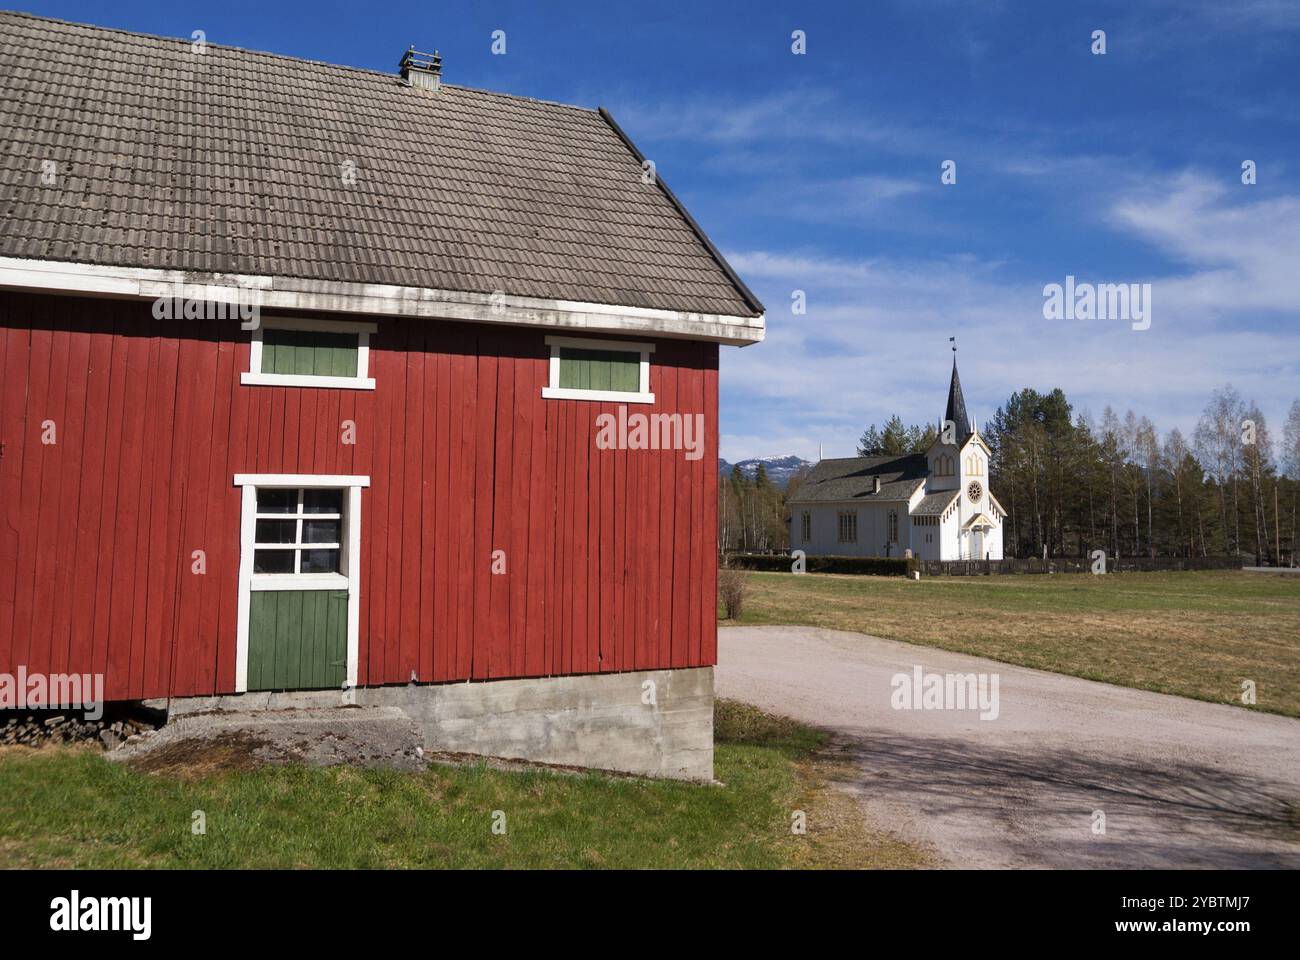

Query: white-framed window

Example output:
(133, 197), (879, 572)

(837, 510), (858, 544)
(234, 474), (369, 691)
(801, 511), (811, 543)
(250, 487), (348, 584)
(888, 509), (899, 543)
(541, 335), (654, 404)
(242, 317), (377, 390)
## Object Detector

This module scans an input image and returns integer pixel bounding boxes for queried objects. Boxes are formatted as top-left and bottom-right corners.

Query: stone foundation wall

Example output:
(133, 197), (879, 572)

(151, 666), (715, 781)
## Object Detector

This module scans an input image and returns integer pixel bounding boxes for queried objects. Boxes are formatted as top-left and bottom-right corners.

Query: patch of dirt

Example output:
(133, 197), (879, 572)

(127, 731), (272, 779)
(789, 735), (936, 870)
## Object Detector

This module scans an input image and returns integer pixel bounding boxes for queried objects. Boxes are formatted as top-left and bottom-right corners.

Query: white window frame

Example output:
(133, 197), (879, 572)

(540, 335), (655, 404)
(241, 316), (377, 390)
(248, 487), (346, 584)
(801, 510), (811, 543)
(233, 473), (370, 692)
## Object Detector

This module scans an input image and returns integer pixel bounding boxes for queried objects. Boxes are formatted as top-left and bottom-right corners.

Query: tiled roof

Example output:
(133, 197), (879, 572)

(0, 12), (761, 318)
(911, 490), (958, 515)
(788, 454), (928, 503)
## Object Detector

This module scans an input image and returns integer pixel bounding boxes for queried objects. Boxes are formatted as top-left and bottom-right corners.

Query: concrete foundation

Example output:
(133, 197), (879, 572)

(147, 666), (714, 780)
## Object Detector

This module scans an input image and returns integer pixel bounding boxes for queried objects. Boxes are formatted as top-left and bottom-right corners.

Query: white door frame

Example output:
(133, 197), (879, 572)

(233, 473), (370, 693)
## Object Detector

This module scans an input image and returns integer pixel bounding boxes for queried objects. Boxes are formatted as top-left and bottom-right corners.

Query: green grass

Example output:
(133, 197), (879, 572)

(723, 569), (1300, 717)
(0, 701), (925, 869)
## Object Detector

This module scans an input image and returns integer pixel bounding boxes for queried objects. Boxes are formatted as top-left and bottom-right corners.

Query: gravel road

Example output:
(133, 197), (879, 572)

(718, 625), (1300, 869)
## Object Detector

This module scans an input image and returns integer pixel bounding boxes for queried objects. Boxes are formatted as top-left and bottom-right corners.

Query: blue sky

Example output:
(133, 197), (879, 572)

(22, 0), (1300, 460)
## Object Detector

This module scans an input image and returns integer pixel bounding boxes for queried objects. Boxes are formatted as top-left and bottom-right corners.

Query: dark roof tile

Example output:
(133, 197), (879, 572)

(789, 455), (929, 503)
(0, 12), (761, 318)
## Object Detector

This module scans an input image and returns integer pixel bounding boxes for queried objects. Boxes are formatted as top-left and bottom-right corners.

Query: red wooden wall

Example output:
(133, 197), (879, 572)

(0, 290), (719, 701)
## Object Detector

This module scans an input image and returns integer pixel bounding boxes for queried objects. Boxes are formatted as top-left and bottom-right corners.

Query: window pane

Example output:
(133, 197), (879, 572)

(261, 328), (358, 377)
(253, 550), (295, 574)
(300, 549), (340, 573)
(255, 519), (297, 544)
(558, 348), (639, 392)
(303, 489), (343, 514)
(256, 488), (296, 513)
(302, 519), (341, 544)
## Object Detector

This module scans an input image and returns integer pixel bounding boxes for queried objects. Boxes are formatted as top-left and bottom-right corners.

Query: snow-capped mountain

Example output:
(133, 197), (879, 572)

(717, 455), (813, 488)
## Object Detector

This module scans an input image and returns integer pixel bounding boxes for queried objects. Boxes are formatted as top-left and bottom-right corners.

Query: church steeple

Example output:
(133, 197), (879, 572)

(944, 356), (972, 442)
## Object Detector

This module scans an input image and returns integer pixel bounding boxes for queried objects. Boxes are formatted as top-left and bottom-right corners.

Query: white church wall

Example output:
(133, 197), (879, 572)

(794, 501), (910, 557)
(940, 514), (960, 559)
(927, 443), (960, 492)
(911, 518), (943, 560)
(987, 523), (1004, 560)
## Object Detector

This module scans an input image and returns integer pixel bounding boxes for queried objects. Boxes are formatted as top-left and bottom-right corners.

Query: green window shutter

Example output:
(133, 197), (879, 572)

(558, 348), (640, 393)
(261, 329), (359, 377)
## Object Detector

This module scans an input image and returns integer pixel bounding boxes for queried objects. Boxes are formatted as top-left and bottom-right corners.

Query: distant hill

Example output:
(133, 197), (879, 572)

(718, 455), (813, 488)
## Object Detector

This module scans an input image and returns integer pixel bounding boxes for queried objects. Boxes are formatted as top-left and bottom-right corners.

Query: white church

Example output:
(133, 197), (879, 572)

(789, 358), (1005, 561)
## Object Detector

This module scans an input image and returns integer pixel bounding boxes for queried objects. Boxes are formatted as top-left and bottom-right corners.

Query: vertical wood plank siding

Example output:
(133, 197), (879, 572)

(0, 291), (719, 700)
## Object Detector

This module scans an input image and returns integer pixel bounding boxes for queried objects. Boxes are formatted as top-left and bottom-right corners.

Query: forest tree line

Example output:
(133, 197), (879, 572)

(719, 384), (1300, 562)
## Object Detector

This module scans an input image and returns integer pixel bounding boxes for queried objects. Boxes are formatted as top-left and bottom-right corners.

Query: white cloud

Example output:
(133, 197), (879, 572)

(717, 175), (1300, 462)
(1108, 173), (1300, 316)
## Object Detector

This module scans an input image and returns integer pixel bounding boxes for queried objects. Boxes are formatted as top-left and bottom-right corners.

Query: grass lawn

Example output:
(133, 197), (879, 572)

(723, 570), (1300, 718)
(0, 700), (926, 869)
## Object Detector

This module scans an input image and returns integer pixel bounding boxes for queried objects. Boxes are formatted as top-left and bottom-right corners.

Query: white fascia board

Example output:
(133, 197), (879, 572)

(240, 372), (376, 390)
(0, 256), (766, 346)
(234, 474), (371, 488)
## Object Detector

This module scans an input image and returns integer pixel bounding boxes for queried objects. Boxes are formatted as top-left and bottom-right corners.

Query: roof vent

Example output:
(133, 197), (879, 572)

(399, 46), (441, 91)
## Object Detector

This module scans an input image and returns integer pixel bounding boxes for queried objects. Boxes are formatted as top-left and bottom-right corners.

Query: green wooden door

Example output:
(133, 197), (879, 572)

(247, 590), (348, 690)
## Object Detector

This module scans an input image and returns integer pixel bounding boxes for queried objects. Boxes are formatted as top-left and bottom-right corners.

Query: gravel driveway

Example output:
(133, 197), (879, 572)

(718, 625), (1300, 869)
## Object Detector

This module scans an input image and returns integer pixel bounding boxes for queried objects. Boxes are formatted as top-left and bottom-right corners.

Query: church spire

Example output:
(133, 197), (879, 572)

(944, 352), (972, 442)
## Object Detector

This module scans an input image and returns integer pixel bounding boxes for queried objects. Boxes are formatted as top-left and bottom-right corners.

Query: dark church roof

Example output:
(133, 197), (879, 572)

(945, 359), (973, 441)
(792, 356), (986, 505)
(788, 454), (928, 503)
(911, 490), (959, 516)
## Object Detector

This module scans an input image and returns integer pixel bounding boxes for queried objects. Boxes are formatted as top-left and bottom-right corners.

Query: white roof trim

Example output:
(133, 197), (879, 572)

(234, 474), (370, 488)
(0, 256), (766, 346)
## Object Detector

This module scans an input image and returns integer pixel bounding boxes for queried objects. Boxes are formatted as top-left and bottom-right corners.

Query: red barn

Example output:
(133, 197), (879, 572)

(0, 13), (764, 778)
